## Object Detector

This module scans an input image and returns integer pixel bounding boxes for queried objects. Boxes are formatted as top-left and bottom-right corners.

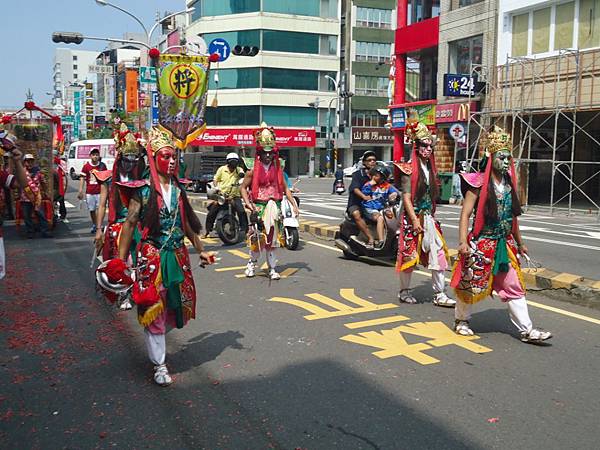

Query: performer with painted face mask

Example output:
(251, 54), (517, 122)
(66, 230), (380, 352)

(114, 127), (215, 386)
(93, 124), (145, 310)
(451, 126), (552, 344)
(240, 123), (299, 280)
(396, 121), (456, 307)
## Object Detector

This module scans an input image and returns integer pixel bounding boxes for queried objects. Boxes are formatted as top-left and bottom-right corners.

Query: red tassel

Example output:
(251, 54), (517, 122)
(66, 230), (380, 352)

(132, 282), (160, 306)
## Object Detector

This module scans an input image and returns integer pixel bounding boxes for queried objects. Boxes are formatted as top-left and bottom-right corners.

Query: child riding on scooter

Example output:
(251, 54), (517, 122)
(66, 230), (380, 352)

(361, 165), (399, 249)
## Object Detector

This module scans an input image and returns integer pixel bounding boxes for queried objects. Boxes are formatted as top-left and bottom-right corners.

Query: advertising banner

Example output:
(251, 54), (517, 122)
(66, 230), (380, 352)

(190, 128), (315, 147)
(125, 69), (139, 113)
(435, 101), (477, 123)
(156, 53), (210, 147)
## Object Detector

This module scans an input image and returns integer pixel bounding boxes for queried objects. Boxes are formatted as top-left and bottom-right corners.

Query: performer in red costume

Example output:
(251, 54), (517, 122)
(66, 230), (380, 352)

(396, 121), (455, 307)
(451, 126), (552, 344)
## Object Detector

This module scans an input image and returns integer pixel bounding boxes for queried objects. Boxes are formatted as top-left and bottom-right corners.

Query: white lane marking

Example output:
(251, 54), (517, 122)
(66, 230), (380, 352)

(302, 239), (600, 326)
(299, 210), (340, 220)
(442, 223), (600, 251)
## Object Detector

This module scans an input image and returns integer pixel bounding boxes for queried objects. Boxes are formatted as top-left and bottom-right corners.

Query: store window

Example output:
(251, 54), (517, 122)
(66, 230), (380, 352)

(351, 110), (386, 127)
(262, 106), (318, 127)
(202, 30), (260, 47)
(449, 35), (482, 74)
(208, 68), (260, 90)
(579, 0), (600, 49)
(355, 42), (392, 63)
(263, 68), (319, 90)
(263, 30), (319, 54)
(191, 0), (260, 20)
(407, 0), (440, 24)
(205, 106), (260, 126)
(555, 2), (575, 49)
(356, 7), (393, 29)
(355, 76), (389, 96)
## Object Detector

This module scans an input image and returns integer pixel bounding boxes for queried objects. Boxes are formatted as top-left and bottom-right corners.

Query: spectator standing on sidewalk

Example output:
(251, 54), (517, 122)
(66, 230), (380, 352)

(78, 148), (107, 233)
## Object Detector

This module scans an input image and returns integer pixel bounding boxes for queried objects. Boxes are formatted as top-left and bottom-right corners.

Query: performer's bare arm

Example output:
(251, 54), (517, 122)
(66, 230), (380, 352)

(401, 175), (423, 233)
(118, 197), (140, 261)
(94, 183), (108, 250)
(77, 176), (85, 200)
(512, 220), (529, 256)
(458, 188), (478, 254)
(240, 169), (254, 212)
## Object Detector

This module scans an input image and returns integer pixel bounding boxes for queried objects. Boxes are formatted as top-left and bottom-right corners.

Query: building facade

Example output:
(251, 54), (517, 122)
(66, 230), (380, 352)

(342, 0), (396, 166)
(185, 0), (340, 176)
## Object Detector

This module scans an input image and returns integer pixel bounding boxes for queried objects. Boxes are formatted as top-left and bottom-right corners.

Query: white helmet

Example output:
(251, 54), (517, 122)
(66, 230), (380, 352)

(226, 152), (239, 161)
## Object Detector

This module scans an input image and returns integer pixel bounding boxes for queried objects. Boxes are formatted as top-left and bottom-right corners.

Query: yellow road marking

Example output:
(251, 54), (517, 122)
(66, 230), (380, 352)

(301, 239), (600, 326)
(527, 301), (600, 325)
(280, 268), (299, 278)
(345, 315), (410, 329)
(228, 249), (250, 259)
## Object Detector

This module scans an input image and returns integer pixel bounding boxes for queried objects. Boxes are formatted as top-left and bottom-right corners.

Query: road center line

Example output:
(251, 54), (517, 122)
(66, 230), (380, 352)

(301, 239), (600, 326)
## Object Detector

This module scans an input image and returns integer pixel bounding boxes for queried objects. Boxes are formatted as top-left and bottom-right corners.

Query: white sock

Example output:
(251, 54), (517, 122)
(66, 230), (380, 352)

(455, 301), (472, 321)
(432, 270), (445, 294)
(144, 329), (166, 365)
(507, 297), (533, 333)
(399, 271), (412, 291)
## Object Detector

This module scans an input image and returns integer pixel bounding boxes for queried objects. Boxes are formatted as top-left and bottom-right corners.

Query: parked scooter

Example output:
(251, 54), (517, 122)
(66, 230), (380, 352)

(334, 179), (346, 195)
(282, 177), (301, 250)
(334, 194), (402, 260)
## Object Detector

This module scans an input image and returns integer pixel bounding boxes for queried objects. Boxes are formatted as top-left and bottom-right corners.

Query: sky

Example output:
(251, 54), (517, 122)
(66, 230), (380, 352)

(1, 0), (181, 109)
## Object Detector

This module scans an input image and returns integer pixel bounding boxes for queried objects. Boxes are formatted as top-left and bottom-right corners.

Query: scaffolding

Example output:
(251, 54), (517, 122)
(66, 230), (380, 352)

(464, 48), (600, 220)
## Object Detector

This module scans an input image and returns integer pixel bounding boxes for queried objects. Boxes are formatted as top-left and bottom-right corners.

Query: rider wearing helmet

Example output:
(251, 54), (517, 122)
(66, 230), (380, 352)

(204, 152), (247, 237)
(347, 151), (378, 246)
(360, 163), (399, 248)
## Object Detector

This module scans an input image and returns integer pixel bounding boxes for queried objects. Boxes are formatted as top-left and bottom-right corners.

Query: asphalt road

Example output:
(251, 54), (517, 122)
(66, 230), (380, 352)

(1, 192), (599, 449)
(252, 177), (600, 280)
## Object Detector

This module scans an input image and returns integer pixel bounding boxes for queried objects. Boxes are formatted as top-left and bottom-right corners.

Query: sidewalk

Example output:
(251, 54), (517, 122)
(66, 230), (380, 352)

(190, 197), (600, 309)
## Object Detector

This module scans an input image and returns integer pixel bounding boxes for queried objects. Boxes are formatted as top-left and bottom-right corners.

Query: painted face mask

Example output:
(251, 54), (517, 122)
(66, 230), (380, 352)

(493, 150), (512, 175)
(120, 155), (139, 174)
(417, 141), (433, 159)
(156, 147), (176, 176)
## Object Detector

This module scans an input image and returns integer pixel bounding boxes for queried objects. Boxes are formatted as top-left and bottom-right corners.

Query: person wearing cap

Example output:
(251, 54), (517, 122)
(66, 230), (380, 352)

(0, 132), (29, 279)
(18, 154), (52, 239)
(346, 151), (378, 246)
(204, 152), (247, 237)
(78, 148), (107, 233)
(240, 123), (298, 280)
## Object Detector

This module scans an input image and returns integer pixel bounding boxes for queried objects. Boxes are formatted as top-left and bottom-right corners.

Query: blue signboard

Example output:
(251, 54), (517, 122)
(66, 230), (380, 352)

(208, 38), (231, 62)
(151, 91), (159, 126)
(443, 74), (484, 97)
(391, 107), (406, 129)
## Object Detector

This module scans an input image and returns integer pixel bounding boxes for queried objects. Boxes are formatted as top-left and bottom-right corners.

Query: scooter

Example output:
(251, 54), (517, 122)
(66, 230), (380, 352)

(282, 178), (301, 250)
(334, 195), (402, 260)
(334, 179), (346, 195)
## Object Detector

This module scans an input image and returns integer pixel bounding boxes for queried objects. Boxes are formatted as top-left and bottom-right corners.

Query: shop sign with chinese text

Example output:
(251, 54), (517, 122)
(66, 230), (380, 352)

(190, 128), (315, 147)
(351, 127), (393, 145)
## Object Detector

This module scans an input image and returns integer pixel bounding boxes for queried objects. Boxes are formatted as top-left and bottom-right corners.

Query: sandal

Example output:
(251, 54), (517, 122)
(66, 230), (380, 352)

(520, 328), (552, 344)
(398, 289), (417, 304)
(153, 364), (173, 387)
(454, 320), (474, 336)
(433, 292), (456, 308)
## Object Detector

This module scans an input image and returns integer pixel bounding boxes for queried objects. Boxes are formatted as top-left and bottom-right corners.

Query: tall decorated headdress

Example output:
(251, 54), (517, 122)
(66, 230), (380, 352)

(251, 122), (284, 201)
(404, 118), (439, 209)
(471, 125), (520, 238)
(113, 123), (142, 157)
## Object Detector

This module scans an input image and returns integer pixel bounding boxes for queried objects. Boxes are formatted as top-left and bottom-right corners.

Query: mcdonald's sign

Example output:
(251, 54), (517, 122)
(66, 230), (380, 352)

(435, 102), (477, 124)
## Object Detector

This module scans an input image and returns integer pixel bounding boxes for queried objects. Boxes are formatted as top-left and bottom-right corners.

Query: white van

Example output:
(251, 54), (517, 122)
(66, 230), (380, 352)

(67, 139), (115, 179)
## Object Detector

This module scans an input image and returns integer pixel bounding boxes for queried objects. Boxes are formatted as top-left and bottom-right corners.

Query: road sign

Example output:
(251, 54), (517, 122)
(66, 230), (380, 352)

(73, 91), (81, 114)
(443, 74), (485, 97)
(88, 64), (114, 75)
(62, 115), (74, 124)
(151, 92), (159, 126)
(208, 38), (231, 62)
(139, 66), (157, 83)
(449, 123), (465, 140)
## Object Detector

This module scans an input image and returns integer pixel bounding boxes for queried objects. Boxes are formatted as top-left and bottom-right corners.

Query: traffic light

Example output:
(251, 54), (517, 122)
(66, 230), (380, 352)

(52, 32), (84, 44)
(339, 91), (354, 98)
(232, 45), (259, 57)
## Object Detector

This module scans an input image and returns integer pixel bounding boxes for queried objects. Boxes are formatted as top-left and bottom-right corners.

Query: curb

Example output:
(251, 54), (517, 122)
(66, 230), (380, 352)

(190, 198), (600, 308)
